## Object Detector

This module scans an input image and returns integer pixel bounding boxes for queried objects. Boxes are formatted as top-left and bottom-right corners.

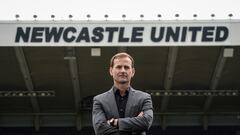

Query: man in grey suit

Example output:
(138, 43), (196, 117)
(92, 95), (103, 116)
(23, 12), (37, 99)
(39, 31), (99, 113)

(92, 52), (153, 135)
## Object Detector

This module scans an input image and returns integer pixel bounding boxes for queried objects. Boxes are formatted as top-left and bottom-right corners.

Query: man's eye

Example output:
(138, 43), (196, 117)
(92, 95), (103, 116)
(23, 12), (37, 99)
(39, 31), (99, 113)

(124, 66), (130, 69)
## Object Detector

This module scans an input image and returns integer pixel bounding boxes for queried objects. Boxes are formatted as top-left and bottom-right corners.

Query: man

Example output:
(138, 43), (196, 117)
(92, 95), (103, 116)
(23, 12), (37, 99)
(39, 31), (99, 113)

(92, 52), (153, 135)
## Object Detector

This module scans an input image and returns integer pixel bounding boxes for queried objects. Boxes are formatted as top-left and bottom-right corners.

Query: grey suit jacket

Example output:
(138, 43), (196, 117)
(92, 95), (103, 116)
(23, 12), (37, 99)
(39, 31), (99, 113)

(92, 87), (153, 135)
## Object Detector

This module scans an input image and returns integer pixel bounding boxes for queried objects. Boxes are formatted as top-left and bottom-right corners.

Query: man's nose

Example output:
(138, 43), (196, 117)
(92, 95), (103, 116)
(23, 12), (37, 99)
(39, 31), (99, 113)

(120, 67), (126, 72)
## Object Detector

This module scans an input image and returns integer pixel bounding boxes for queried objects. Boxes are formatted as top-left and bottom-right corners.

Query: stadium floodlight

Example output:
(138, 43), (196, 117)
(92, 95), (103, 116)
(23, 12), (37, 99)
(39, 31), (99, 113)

(51, 14), (55, 20)
(232, 92), (237, 96)
(86, 14), (91, 21)
(0, 91), (55, 97)
(193, 14), (197, 20)
(157, 14), (162, 20)
(33, 15), (37, 20)
(68, 14), (73, 20)
(228, 13), (233, 19)
(18, 93), (23, 97)
(191, 92), (197, 96)
(177, 92), (182, 96)
(40, 92), (46, 96)
(175, 14), (179, 20)
(140, 14), (144, 21)
(211, 14), (215, 20)
(155, 92), (160, 96)
(104, 14), (108, 21)
(15, 14), (20, 21)
(145, 90), (239, 96)
(122, 14), (126, 20)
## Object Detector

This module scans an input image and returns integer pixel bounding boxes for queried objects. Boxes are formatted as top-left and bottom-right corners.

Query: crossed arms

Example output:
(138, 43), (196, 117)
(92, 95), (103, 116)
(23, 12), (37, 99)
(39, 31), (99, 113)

(92, 94), (153, 135)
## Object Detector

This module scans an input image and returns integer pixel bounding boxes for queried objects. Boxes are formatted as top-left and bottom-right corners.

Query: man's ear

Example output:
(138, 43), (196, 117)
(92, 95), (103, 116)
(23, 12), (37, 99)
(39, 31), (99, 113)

(109, 67), (113, 76)
(132, 68), (135, 77)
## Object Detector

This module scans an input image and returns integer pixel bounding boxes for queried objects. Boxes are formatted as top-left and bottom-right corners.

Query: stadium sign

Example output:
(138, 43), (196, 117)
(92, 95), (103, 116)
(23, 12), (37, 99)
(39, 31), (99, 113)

(0, 20), (240, 46)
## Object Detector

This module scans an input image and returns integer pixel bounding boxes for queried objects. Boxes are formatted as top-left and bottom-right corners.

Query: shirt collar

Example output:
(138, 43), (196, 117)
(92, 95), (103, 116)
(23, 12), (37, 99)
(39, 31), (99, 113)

(113, 86), (130, 95)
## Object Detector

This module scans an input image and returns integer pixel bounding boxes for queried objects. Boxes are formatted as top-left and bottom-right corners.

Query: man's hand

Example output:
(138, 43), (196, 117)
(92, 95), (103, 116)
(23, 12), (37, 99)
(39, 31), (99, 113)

(107, 112), (143, 129)
(107, 118), (118, 127)
(114, 119), (118, 127)
(107, 118), (114, 125)
(138, 112), (144, 117)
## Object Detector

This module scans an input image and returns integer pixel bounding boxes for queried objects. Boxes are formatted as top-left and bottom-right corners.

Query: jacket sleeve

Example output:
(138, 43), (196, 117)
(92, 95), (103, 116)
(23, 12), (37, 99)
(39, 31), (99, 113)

(92, 96), (119, 135)
(118, 94), (153, 132)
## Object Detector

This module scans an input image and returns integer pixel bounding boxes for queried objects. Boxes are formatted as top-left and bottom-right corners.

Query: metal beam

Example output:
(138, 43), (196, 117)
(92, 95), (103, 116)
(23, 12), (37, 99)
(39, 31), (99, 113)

(160, 115), (167, 130)
(14, 47), (40, 131)
(202, 47), (228, 130)
(161, 47), (179, 112)
(76, 113), (82, 131)
(64, 47), (82, 130)
(34, 115), (40, 131)
(203, 47), (227, 112)
(160, 47), (178, 130)
(68, 59), (81, 111)
(203, 115), (208, 131)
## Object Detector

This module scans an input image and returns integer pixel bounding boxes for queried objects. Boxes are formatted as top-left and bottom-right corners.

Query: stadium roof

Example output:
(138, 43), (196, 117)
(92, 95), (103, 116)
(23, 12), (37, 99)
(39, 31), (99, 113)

(0, 20), (240, 131)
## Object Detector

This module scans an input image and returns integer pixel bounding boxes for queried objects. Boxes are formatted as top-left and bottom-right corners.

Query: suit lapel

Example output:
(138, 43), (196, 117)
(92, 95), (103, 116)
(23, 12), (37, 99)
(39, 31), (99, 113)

(108, 89), (119, 118)
(125, 88), (135, 117)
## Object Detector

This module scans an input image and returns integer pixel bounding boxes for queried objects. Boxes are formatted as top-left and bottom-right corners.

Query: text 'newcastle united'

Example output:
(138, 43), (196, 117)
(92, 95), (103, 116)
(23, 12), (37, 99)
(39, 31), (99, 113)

(15, 26), (229, 43)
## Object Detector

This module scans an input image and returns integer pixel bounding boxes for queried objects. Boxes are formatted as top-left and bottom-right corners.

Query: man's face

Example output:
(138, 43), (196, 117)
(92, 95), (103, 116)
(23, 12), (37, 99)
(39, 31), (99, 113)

(109, 57), (135, 84)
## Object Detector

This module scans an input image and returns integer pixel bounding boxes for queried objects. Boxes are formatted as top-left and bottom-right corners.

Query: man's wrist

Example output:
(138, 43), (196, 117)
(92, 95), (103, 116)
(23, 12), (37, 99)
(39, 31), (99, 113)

(108, 118), (118, 127)
(113, 119), (118, 127)
(109, 118), (114, 126)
